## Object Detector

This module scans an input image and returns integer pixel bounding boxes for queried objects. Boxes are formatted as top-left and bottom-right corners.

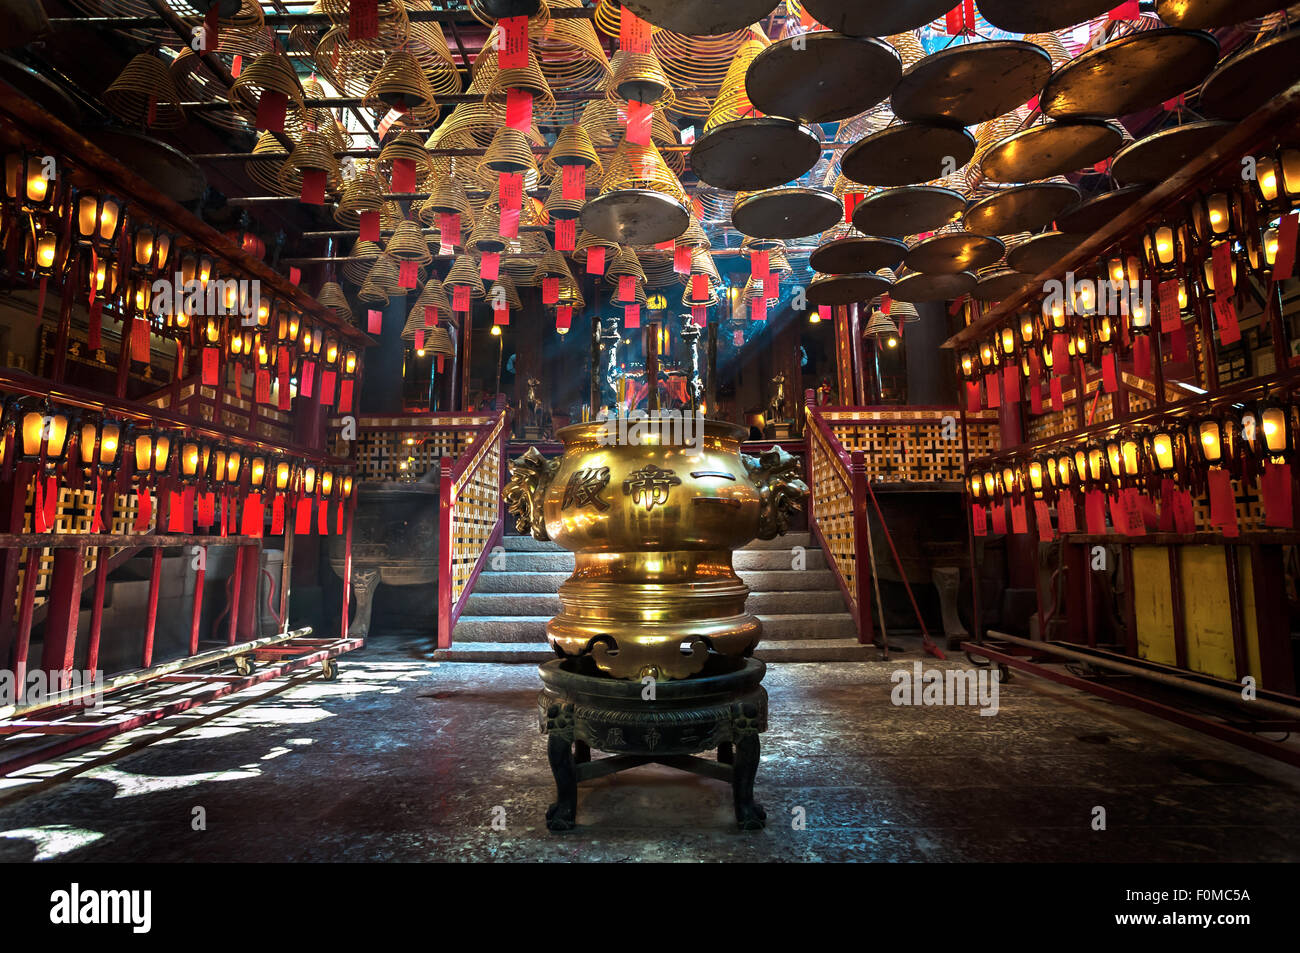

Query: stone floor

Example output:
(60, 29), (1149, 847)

(1, 632), (1299, 862)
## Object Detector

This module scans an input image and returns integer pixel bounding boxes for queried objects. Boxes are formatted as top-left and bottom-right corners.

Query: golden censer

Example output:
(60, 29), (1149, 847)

(505, 415), (807, 680)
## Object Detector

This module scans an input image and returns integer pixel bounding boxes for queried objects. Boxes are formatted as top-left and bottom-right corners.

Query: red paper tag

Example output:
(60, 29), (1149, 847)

(674, 244), (692, 275)
(1273, 211), (1299, 282)
(752, 297), (767, 322)
(556, 306), (573, 332)
(271, 495), (286, 535)
(295, 497), (313, 534)
(1158, 278), (1181, 333)
(1262, 462), (1294, 528)
(1121, 487), (1146, 536)
(499, 172), (523, 211)
(620, 8), (652, 53)
(505, 88), (533, 132)
(1049, 376), (1064, 412)
(318, 497), (330, 535)
(425, 306), (438, 327)
(691, 273), (708, 301)
(562, 163), (585, 201)
(231, 54), (243, 78)
(1010, 499), (1028, 534)
(692, 306), (706, 327)
(1003, 365), (1019, 404)
(255, 368), (271, 405)
(398, 260), (418, 288)
(202, 347), (220, 386)
(498, 16), (529, 69)
(288, 266), (301, 286)
(493, 305), (508, 326)
(986, 371), (1001, 409)
(499, 207), (520, 238)
(586, 245), (606, 275)
(300, 168), (326, 205)
(134, 486), (152, 532)
(965, 380), (981, 414)
(1085, 489), (1108, 534)
(480, 251), (500, 281)
(542, 276), (560, 305)
(438, 213), (460, 253)
(131, 316), (150, 363)
(320, 369), (336, 406)
(1034, 500), (1055, 541)
(844, 192), (864, 224)
(618, 275), (636, 302)
(1101, 351), (1118, 393)
(972, 503), (987, 537)
(625, 100), (652, 146)
(624, 304), (641, 329)
(300, 360), (315, 398)
(751, 251), (769, 280)
(241, 492), (264, 537)
(88, 296), (103, 349)
(1051, 332), (1069, 372)
(359, 209), (380, 242)
(415, 329), (425, 349)
(453, 285), (471, 312)
(349, 0), (378, 40)
(255, 90), (287, 133)
(990, 502), (1007, 535)
(1212, 241), (1236, 298)
(1208, 468), (1239, 536)
(763, 272), (778, 298)
(1108, 1), (1140, 19)
(339, 379), (354, 414)
(555, 218), (576, 252)
(1214, 297), (1241, 345)
(1132, 334), (1151, 379)
(1057, 490), (1077, 534)
(391, 157), (416, 194)
(367, 309), (383, 334)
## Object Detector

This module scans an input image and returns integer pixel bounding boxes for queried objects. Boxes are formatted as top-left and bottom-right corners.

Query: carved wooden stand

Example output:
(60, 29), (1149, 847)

(537, 655), (768, 832)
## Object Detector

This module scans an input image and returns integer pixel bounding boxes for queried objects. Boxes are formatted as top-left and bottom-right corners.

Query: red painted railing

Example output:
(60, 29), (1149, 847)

(437, 410), (511, 648)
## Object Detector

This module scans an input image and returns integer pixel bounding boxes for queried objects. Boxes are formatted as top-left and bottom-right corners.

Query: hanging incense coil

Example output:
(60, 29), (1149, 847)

(534, 0), (612, 124)
(343, 240), (382, 286)
(637, 252), (684, 289)
(104, 54), (186, 130)
(364, 50), (440, 128)
(445, 254), (487, 299)
(412, 275), (454, 320)
(887, 31), (927, 71)
(533, 247), (575, 282)
(279, 131), (343, 194)
(675, 216), (709, 250)
(318, 0), (409, 49)
(968, 106), (1031, 190)
(598, 139), (688, 205)
(286, 0), (331, 53)
(402, 0), (466, 95)
(703, 35), (769, 132)
(542, 181), (585, 220)
(572, 228), (620, 268)
(379, 131), (436, 190)
(468, 0), (551, 30)
(312, 27), (381, 99)
(481, 126), (541, 178)
(229, 52), (305, 128)
(473, 46), (558, 125)
(244, 132), (294, 196)
(1024, 32), (1072, 68)
(605, 50), (675, 107)
(318, 280), (353, 322)
(386, 219), (434, 264)
(359, 255), (405, 303)
(504, 232), (554, 286)
(543, 124), (603, 178)
(691, 247), (721, 283)
(489, 273), (524, 311)
(653, 24), (765, 120)
(418, 174), (477, 227)
(334, 168), (386, 227)
(468, 206), (509, 254)
(605, 244), (647, 287)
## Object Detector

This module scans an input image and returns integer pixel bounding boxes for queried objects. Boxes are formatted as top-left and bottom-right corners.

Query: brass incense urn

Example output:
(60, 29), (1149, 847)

(505, 415), (807, 681)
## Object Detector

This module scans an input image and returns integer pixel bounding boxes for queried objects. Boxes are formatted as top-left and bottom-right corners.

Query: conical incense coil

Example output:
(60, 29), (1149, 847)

(343, 240), (382, 286)
(170, 48), (252, 134)
(318, 0), (409, 50)
(605, 50), (675, 107)
(1024, 32), (1071, 67)
(229, 52), (305, 127)
(968, 106), (1030, 188)
(543, 182), (585, 220)
(480, 126), (541, 178)
(638, 253), (685, 289)
(532, 247), (575, 283)
(543, 123), (603, 178)
(425, 324), (457, 357)
(555, 272), (586, 309)
(605, 244), (647, 285)
(672, 216), (709, 250)
(279, 131), (343, 194)
(653, 24), (765, 120)
(572, 228), (619, 268)
(104, 54), (186, 129)
(379, 131), (435, 188)
(533, 0), (612, 124)
(313, 27), (382, 99)
(445, 254), (487, 299)
(359, 255), (404, 302)
(245, 132), (295, 197)
(472, 46), (558, 125)
(401, 1), (465, 95)
(418, 173), (477, 226)
(488, 273), (524, 311)
(598, 139), (688, 206)
(364, 50), (439, 128)
(702, 35), (769, 133)
(505, 234), (554, 286)
(414, 275), (453, 316)
(334, 168), (386, 227)
(468, 0), (551, 30)
(691, 247), (721, 283)
(317, 280), (353, 322)
(887, 31), (927, 70)
(468, 205), (508, 254)
(864, 308), (900, 338)
(385, 220), (434, 264)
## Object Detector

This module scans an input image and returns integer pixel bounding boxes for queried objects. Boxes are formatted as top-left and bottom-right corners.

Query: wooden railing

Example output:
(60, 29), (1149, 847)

(437, 410), (511, 648)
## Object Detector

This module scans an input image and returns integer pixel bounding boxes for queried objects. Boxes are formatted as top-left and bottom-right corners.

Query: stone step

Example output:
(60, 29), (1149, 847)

(460, 590), (848, 617)
(756, 613), (857, 639)
(742, 532), (812, 551)
(452, 611), (857, 644)
(472, 568), (840, 593)
(501, 532), (813, 554)
(500, 534), (565, 552)
(433, 637), (875, 664)
(451, 615), (550, 642)
(489, 548), (826, 573)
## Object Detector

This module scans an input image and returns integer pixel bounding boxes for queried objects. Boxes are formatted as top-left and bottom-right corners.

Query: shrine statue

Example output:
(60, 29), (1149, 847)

(679, 314), (703, 413)
(769, 372), (786, 424)
(600, 319), (621, 411)
(525, 376), (545, 431)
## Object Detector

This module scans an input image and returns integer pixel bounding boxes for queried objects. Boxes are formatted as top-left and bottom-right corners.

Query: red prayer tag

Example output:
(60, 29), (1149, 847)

(625, 100), (652, 145)
(1101, 352), (1118, 393)
(339, 379), (354, 414)
(300, 168), (326, 205)
(1273, 211), (1299, 282)
(505, 88), (533, 131)
(844, 192), (863, 224)
(1212, 241), (1236, 297)
(1214, 297), (1241, 345)
(1003, 365), (1019, 404)
(556, 306), (573, 331)
(289, 266), (301, 286)
(751, 250), (769, 279)
(1208, 468), (1239, 536)
(499, 207), (520, 238)
(763, 272), (778, 298)
(1262, 462), (1294, 528)
(542, 276), (560, 304)
(425, 306), (438, 327)
(202, 347), (220, 386)
(438, 213), (460, 253)
(562, 163), (585, 200)
(555, 218), (576, 252)
(990, 502), (1007, 535)
(349, 0), (378, 40)
(624, 304), (641, 328)
(320, 369), (336, 406)
(271, 496), (286, 535)
(1132, 334), (1152, 379)
(367, 309), (382, 334)
(1052, 332), (1069, 372)
(480, 251), (500, 281)
(1085, 489), (1108, 535)
(965, 380), (981, 414)
(300, 360), (315, 398)
(620, 8), (651, 53)
(1050, 375), (1064, 412)
(255, 368), (271, 405)
(1034, 500), (1055, 541)
(586, 246), (606, 275)
(255, 90), (287, 132)
(752, 297), (767, 322)
(618, 275), (635, 302)
(359, 209), (380, 242)
(1010, 499), (1028, 535)
(499, 172), (523, 211)
(453, 285), (470, 312)
(391, 157), (416, 194)
(674, 244), (692, 275)
(241, 492), (264, 537)
(493, 306), (508, 326)
(295, 497), (313, 534)
(131, 316), (150, 363)
(498, 16), (529, 69)
(398, 260), (418, 288)
(1057, 491), (1077, 534)
(692, 306), (706, 327)
(972, 503), (987, 537)
(1108, 1), (1140, 18)
(986, 371), (1001, 409)
(1158, 278), (1181, 333)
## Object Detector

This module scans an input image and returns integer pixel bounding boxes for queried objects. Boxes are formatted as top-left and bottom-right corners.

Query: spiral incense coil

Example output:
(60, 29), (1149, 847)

(468, 205), (509, 254)
(968, 106), (1031, 189)
(385, 219), (435, 264)
(598, 139), (688, 206)
(605, 50), (675, 108)
(489, 273), (524, 310)
(674, 216), (709, 250)
(334, 169), (386, 227)
(572, 227), (620, 267)
(445, 254), (487, 299)
(318, 0), (409, 49)
(531, 246), (576, 282)
(534, 0), (612, 124)
(543, 124), (603, 178)
(369, 254), (408, 296)
(505, 233), (555, 285)
(691, 247), (721, 283)
(364, 51), (440, 128)
(468, 0), (550, 30)
(605, 244), (648, 287)
(653, 25), (764, 120)
(169, 48), (253, 134)
(318, 280), (353, 322)
(542, 181), (586, 220)
(313, 27), (380, 99)
(402, 0), (466, 94)
(887, 31), (927, 71)
(637, 252), (685, 288)
(378, 130), (435, 190)
(104, 54), (186, 130)
(471, 46), (558, 125)
(286, 0), (331, 54)
(279, 131), (343, 195)
(412, 275), (453, 319)
(740, 233), (784, 255)
(343, 240), (382, 286)
(1024, 32), (1072, 68)
(242, 132), (293, 196)
(578, 99), (622, 147)
(358, 277), (390, 305)
(230, 52), (305, 129)
(703, 35), (769, 133)
(693, 186), (733, 224)
(418, 173), (477, 227)
(480, 126), (541, 179)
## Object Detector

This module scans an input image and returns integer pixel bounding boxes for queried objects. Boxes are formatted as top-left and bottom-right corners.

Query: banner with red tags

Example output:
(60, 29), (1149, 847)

(1262, 461), (1294, 528)
(1057, 490), (1077, 534)
(625, 100), (652, 146)
(359, 209), (380, 242)
(498, 16), (529, 68)
(505, 88), (533, 131)
(555, 218), (576, 252)
(586, 245), (606, 275)
(1034, 500), (1055, 541)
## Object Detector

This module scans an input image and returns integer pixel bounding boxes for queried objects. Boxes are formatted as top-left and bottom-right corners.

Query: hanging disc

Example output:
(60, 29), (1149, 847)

(891, 270), (977, 302)
(841, 122), (977, 188)
(979, 119), (1125, 183)
(1056, 185), (1150, 234)
(851, 185), (967, 238)
(905, 232), (1006, 275)
(619, 0), (781, 36)
(806, 272), (894, 306)
(1156, 0), (1286, 29)
(801, 0), (956, 36)
(1200, 30), (1300, 121)
(1110, 120), (1235, 186)
(1040, 28), (1220, 119)
(976, 0), (1115, 32)
(746, 33), (901, 124)
(732, 187), (843, 239)
(809, 236), (908, 275)
(689, 117), (822, 191)
(963, 182), (1081, 236)
(892, 41), (1053, 127)
(1006, 231), (1087, 275)
(580, 189), (690, 247)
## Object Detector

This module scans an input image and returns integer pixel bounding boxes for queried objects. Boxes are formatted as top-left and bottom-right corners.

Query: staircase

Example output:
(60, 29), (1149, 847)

(434, 532), (875, 662)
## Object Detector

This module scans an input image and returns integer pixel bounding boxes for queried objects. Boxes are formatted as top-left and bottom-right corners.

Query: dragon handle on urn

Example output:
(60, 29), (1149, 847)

(504, 447), (558, 541)
(742, 446), (808, 540)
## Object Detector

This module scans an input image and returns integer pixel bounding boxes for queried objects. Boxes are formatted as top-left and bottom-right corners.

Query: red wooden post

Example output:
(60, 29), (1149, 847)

(189, 544), (206, 655)
(40, 544), (85, 674)
(141, 547), (163, 667)
(340, 492), (355, 638)
(235, 542), (261, 641)
(12, 548), (41, 689)
(226, 545), (243, 645)
(437, 456), (454, 649)
(849, 449), (874, 645)
(86, 546), (108, 672)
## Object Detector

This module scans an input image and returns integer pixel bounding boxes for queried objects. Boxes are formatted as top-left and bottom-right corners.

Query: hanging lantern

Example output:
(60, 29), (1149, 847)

(86, 256), (122, 301)
(78, 414), (123, 475)
(319, 468), (335, 498)
(1255, 399), (1293, 461)
(982, 470), (996, 499)
(341, 472), (354, 498)
(132, 428), (173, 479)
(1055, 452), (1073, 489)
(131, 223), (173, 275)
(248, 454), (267, 489)
(1043, 296), (1067, 331)
(1191, 189), (1239, 245)
(4, 151), (58, 214)
(1018, 312), (1037, 346)
(1148, 425), (1183, 475)
(1190, 416), (1230, 467)
(74, 191), (124, 248)
(1094, 312), (1115, 346)
(999, 325), (1016, 359)
(968, 469), (983, 500)
(1200, 255), (1237, 295)
(178, 249), (215, 289)
(1142, 221), (1187, 277)
(958, 350), (976, 380)
(272, 457), (293, 494)
(18, 400), (71, 464)
(1027, 458), (1045, 498)
(31, 228), (59, 277)
(1250, 147), (1300, 213)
